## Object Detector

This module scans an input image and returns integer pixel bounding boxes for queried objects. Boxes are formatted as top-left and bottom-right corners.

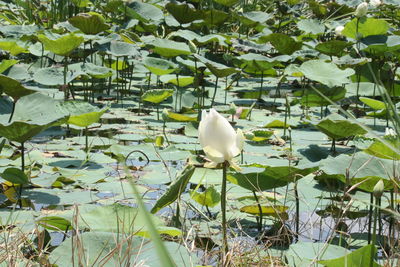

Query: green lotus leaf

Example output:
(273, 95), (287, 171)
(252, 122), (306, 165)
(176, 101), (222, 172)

(69, 62), (113, 79)
(124, 1), (163, 23)
(315, 40), (352, 56)
(259, 33), (302, 55)
(33, 67), (84, 86)
(228, 165), (317, 191)
(238, 11), (272, 26)
(364, 137), (400, 160)
(56, 101), (108, 127)
(318, 245), (381, 267)
(342, 17), (389, 39)
(165, 3), (202, 25)
(38, 33), (84, 56)
(141, 89), (174, 104)
(0, 118), (67, 143)
(240, 205), (288, 219)
(0, 59), (18, 74)
(147, 38), (192, 58)
(36, 216), (73, 231)
(144, 57), (177, 76)
(190, 186), (220, 208)
(151, 165), (195, 213)
(315, 116), (367, 139)
(297, 19), (325, 35)
(0, 40), (28, 56)
(49, 231), (196, 266)
(105, 40), (140, 57)
(1, 167), (29, 185)
(68, 12), (110, 35)
(359, 97), (386, 110)
(318, 152), (394, 192)
(299, 60), (355, 87)
(159, 75), (194, 87)
(201, 9), (229, 27)
(297, 86), (346, 107)
(0, 75), (36, 99)
(213, 0), (239, 7)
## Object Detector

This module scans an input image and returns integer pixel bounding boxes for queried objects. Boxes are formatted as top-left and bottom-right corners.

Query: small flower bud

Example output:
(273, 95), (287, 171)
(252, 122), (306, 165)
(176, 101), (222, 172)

(228, 102), (237, 115)
(373, 179), (384, 199)
(335, 25), (344, 36)
(370, 0), (381, 8)
(385, 127), (396, 137)
(355, 2), (368, 17)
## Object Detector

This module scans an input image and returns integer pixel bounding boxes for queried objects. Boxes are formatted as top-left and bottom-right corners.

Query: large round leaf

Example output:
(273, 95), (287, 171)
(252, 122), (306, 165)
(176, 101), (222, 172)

(342, 17), (389, 39)
(68, 12), (110, 34)
(77, 204), (181, 237)
(0, 118), (67, 143)
(56, 101), (108, 127)
(141, 89), (174, 104)
(318, 152), (394, 192)
(147, 38), (192, 58)
(165, 3), (202, 25)
(0, 40), (28, 56)
(33, 67), (84, 86)
(125, 1), (163, 23)
(0, 75), (35, 99)
(49, 232), (197, 267)
(299, 60), (355, 87)
(159, 75), (194, 87)
(315, 40), (352, 56)
(38, 33), (84, 56)
(259, 33), (302, 55)
(0, 59), (18, 74)
(1, 167), (29, 185)
(315, 116), (367, 139)
(144, 57), (178, 76)
(227, 165), (317, 191)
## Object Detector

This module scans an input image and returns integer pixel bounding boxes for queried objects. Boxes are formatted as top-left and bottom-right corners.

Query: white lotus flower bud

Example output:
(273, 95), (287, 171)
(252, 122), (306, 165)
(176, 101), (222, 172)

(370, 0), (381, 8)
(198, 108), (244, 169)
(373, 179), (384, 198)
(385, 127), (396, 136)
(355, 2), (368, 17)
(335, 25), (344, 36)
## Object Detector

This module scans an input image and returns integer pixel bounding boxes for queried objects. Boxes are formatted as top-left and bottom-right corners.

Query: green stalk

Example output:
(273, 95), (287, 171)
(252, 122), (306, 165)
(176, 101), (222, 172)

(63, 56), (68, 100)
(211, 77), (219, 108)
(221, 161), (229, 257)
(368, 192), (373, 243)
(370, 196), (380, 267)
(20, 142), (25, 171)
(294, 180), (299, 242)
(258, 72), (263, 99)
(252, 191), (263, 232)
